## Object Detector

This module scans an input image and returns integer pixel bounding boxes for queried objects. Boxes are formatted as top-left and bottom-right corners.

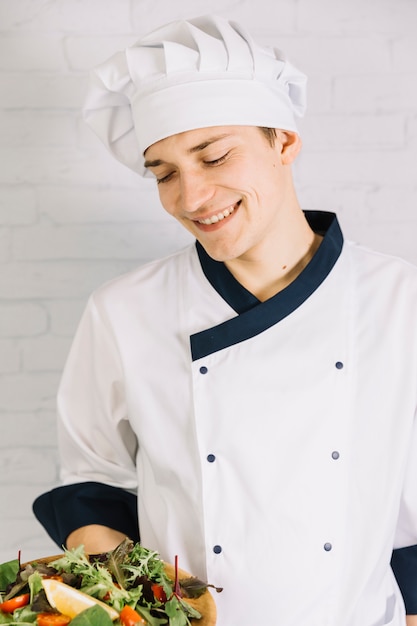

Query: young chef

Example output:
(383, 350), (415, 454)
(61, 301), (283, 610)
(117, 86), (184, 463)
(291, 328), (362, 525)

(33, 15), (417, 626)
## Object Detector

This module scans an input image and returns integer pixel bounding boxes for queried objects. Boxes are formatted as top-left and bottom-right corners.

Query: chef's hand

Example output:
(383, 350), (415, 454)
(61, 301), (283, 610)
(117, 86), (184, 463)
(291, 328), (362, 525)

(406, 616), (417, 626)
(66, 524), (129, 553)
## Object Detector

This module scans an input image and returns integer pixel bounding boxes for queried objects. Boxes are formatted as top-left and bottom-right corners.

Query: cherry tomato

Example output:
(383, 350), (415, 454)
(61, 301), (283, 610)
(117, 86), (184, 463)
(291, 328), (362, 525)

(151, 583), (167, 603)
(37, 614), (71, 626)
(120, 605), (147, 625)
(0, 593), (30, 613)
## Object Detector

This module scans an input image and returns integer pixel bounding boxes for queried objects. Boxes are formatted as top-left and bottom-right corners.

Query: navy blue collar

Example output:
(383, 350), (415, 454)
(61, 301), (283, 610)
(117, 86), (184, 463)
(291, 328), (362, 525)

(191, 211), (343, 360)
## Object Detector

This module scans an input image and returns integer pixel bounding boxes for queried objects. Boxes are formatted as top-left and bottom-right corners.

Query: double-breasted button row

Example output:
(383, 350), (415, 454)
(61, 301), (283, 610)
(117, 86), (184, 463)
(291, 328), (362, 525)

(205, 453), (220, 552)
(200, 361), (344, 375)
(200, 360), (344, 557)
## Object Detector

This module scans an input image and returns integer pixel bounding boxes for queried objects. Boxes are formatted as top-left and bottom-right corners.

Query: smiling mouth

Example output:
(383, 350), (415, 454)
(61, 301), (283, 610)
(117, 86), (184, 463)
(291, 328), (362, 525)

(196, 203), (238, 225)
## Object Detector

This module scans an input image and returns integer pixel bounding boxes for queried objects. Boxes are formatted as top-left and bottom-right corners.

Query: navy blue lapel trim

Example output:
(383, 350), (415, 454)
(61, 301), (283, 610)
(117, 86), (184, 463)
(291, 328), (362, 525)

(196, 242), (260, 313)
(191, 211), (343, 361)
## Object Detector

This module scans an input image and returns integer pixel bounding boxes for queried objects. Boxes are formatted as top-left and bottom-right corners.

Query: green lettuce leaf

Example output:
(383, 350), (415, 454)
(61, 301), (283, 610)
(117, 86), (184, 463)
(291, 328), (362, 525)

(164, 595), (201, 626)
(70, 604), (113, 626)
(27, 572), (43, 604)
(131, 605), (167, 626)
(0, 560), (19, 592)
(0, 605), (37, 624)
(9, 605), (37, 623)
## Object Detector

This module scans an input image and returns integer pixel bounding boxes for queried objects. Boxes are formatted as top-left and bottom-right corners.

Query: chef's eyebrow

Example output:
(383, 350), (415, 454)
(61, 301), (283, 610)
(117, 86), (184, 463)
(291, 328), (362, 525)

(143, 134), (231, 169)
(188, 133), (231, 153)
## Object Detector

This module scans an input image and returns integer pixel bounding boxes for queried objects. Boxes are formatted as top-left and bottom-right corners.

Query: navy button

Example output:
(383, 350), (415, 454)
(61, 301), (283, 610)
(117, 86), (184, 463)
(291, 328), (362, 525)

(324, 542), (332, 551)
(335, 361), (344, 370)
(331, 451), (340, 460)
(207, 454), (216, 463)
(213, 545), (222, 554)
(199, 366), (208, 374)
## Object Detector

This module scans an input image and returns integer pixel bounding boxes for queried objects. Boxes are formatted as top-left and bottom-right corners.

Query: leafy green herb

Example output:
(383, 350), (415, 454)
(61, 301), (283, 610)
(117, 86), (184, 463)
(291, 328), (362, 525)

(106, 541), (128, 589)
(30, 589), (53, 615)
(126, 542), (166, 579)
(180, 577), (223, 599)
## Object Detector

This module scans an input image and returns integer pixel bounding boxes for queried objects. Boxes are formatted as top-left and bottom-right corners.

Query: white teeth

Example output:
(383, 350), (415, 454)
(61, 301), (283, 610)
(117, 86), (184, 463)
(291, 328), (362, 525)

(198, 205), (235, 225)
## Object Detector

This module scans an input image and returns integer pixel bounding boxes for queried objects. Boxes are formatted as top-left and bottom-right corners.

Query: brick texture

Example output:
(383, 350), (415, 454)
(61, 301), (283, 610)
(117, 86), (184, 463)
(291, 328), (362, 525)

(0, 0), (416, 563)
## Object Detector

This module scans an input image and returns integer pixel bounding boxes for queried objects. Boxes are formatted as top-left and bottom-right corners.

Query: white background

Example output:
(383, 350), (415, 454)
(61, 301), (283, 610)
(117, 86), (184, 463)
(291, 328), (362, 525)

(0, 0), (416, 563)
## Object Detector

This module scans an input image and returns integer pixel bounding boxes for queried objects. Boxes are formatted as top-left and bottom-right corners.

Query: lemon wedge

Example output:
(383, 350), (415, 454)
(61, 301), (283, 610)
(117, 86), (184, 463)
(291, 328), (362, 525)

(42, 578), (119, 621)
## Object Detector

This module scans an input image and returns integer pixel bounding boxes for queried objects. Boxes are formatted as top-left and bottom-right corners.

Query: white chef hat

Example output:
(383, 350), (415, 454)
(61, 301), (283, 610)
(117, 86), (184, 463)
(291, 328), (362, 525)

(83, 15), (307, 176)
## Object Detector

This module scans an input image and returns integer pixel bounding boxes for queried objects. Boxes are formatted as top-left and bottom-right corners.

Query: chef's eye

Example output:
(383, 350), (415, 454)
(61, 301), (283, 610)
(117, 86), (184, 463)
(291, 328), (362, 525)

(204, 151), (230, 166)
(156, 172), (175, 184)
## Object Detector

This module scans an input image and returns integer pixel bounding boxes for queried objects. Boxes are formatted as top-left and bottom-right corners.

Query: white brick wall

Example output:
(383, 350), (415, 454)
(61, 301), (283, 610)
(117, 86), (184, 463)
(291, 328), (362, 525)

(0, 0), (416, 563)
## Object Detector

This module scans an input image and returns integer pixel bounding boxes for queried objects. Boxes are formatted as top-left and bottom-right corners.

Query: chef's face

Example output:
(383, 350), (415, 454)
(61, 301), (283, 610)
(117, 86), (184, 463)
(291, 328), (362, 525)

(144, 125), (301, 263)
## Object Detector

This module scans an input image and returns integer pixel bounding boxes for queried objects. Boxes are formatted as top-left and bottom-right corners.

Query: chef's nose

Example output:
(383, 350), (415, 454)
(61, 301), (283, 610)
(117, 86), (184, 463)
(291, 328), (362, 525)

(180, 170), (214, 213)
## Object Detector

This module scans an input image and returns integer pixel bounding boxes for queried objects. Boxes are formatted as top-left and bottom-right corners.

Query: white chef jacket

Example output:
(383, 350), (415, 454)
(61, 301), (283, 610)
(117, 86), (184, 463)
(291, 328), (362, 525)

(56, 212), (417, 626)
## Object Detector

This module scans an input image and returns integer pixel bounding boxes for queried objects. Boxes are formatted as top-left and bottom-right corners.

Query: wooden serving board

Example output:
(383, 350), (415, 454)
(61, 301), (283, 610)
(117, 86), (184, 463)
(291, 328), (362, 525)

(23, 555), (216, 626)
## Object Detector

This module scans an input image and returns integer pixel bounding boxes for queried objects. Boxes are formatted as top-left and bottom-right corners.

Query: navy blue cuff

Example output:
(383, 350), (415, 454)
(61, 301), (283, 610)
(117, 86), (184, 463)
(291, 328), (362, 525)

(33, 482), (140, 549)
(391, 545), (417, 614)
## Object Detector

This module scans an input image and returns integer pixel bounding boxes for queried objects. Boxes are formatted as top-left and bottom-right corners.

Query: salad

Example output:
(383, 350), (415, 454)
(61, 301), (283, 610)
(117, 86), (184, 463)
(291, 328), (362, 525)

(0, 539), (220, 626)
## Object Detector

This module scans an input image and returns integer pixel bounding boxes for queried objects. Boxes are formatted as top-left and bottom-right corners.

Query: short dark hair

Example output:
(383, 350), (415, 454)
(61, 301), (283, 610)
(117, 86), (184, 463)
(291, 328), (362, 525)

(258, 127), (277, 146)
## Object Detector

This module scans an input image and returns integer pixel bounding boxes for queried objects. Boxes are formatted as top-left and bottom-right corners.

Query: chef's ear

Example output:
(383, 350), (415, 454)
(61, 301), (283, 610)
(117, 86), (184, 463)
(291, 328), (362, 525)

(276, 130), (302, 164)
